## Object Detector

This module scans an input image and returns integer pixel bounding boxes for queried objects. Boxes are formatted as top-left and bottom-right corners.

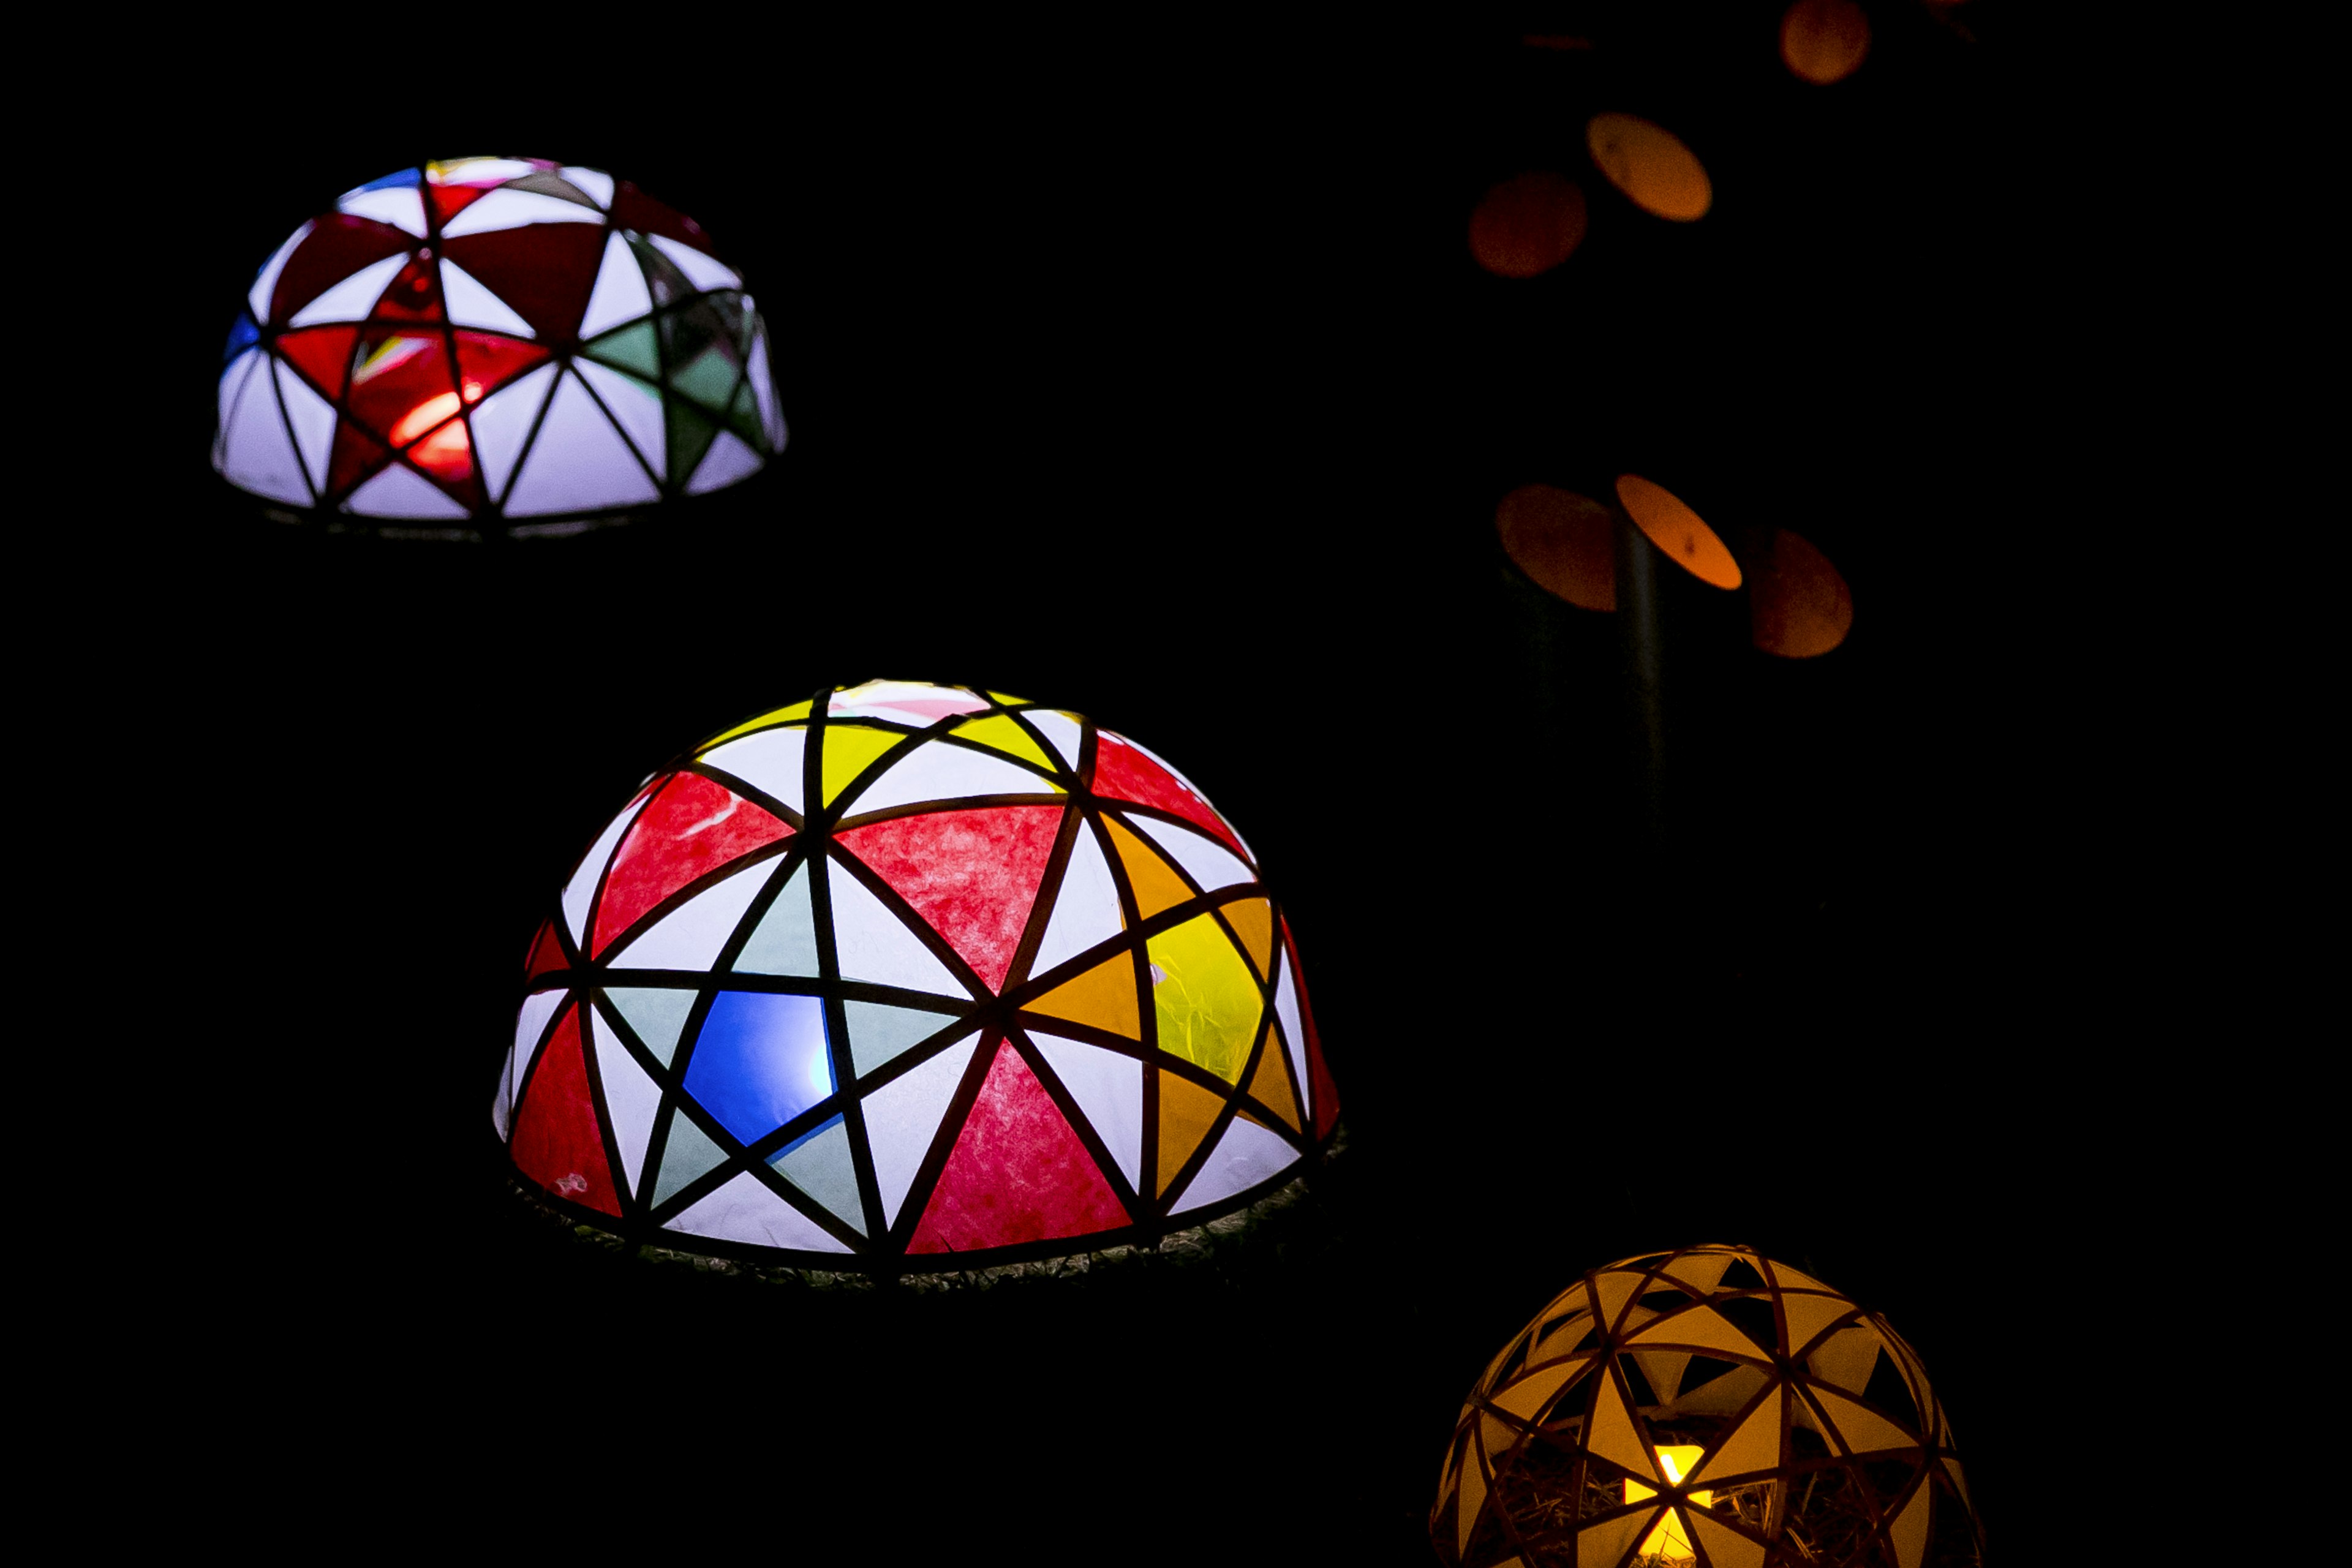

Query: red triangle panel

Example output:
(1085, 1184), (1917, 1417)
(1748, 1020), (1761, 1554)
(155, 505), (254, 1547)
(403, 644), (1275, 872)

(611, 183), (715, 254)
(453, 331), (552, 400)
(835, 805), (1063, 993)
(525, 918), (570, 982)
(510, 1003), (621, 1216)
(1283, 918), (1340, 1137)
(592, 771), (794, 955)
(440, 225), (606, 341)
(276, 325), (360, 399)
(908, 1042), (1126, 1253)
(1090, 733), (1248, 858)
(270, 215), (415, 324)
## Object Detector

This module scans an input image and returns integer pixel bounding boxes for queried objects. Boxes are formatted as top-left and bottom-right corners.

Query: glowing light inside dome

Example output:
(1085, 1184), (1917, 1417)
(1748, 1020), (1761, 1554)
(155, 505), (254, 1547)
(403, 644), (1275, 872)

(1624, 1446), (1711, 1562)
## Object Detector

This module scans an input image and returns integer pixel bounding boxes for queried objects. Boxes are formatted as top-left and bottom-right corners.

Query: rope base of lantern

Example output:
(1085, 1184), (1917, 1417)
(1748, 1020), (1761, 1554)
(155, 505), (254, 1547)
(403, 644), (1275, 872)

(253, 502), (645, 543)
(499, 1123), (1351, 1295)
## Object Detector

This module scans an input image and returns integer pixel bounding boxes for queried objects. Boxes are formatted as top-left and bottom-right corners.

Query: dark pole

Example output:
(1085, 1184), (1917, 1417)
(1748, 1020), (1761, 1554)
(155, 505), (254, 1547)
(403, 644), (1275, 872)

(1615, 508), (1667, 854)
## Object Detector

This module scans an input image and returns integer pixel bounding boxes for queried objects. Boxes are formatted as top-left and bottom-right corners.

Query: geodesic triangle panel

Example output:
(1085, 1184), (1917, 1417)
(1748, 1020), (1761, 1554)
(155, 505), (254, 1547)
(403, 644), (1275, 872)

(499, 681), (1339, 1272)
(1431, 1244), (1986, 1568)
(216, 157), (784, 538)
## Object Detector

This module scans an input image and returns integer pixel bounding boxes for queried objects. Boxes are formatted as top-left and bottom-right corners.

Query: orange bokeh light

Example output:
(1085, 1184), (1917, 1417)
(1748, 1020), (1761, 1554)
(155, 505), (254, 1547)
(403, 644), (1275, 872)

(1496, 484), (1616, 610)
(1781, 0), (1871, 85)
(1749, 528), (1853, 657)
(1586, 113), (1712, 222)
(1469, 172), (1589, 279)
(1615, 474), (1741, 589)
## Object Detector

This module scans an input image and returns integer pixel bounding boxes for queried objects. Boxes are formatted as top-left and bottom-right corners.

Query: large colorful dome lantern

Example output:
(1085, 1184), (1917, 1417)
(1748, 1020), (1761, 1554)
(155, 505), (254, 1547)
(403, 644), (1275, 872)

(215, 157), (783, 537)
(496, 681), (1340, 1269)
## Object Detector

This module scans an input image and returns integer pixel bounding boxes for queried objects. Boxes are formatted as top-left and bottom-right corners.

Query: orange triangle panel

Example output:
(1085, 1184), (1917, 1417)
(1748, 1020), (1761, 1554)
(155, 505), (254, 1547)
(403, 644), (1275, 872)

(1242, 1031), (1302, 1131)
(1223, 897), (1274, 978)
(1156, 1069), (1225, 1196)
(1104, 816), (1193, 918)
(1026, 951), (1141, 1038)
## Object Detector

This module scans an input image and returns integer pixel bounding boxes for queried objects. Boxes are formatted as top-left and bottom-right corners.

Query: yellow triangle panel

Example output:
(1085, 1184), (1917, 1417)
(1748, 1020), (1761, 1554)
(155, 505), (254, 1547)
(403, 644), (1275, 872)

(1148, 912), (1262, 1084)
(820, 725), (905, 805)
(951, 714), (1056, 771)
(1026, 952), (1141, 1039)
(1156, 1069), (1225, 1196)
(701, 700), (812, 750)
(1692, 1387), (1782, 1484)
(1221, 895), (1275, 978)
(1690, 1512), (1767, 1568)
(1584, 1370), (1657, 1480)
(1104, 816), (1193, 918)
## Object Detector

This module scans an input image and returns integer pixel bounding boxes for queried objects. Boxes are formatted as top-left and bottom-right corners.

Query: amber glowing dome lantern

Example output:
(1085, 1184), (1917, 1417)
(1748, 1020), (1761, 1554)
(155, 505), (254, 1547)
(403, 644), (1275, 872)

(1431, 1245), (1982, 1568)
(214, 157), (783, 538)
(496, 681), (1340, 1268)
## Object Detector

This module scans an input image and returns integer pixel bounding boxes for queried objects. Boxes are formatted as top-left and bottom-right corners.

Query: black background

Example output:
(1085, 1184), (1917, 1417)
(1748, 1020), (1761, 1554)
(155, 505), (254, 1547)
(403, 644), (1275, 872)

(91, 6), (2119, 1558)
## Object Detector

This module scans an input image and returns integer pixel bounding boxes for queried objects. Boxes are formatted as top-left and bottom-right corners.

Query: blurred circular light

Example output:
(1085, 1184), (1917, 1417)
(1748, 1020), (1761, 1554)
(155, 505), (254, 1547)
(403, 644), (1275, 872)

(1496, 484), (1616, 610)
(1469, 172), (1589, 279)
(1585, 113), (1712, 222)
(1615, 474), (1741, 589)
(1781, 0), (1872, 85)
(1749, 528), (1853, 656)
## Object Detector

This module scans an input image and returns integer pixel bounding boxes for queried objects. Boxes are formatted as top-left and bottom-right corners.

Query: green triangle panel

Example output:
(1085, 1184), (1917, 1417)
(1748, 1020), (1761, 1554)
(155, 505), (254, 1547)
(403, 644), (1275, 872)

(726, 377), (762, 447)
(604, 987), (697, 1066)
(843, 1000), (962, 1078)
(771, 1117), (865, 1235)
(582, 320), (660, 380)
(652, 1113), (730, 1206)
(667, 399), (719, 485)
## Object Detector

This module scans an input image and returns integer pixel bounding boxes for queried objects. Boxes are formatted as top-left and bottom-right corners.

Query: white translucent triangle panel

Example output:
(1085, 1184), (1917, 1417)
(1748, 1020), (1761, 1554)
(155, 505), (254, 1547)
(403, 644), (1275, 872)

(439, 187), (605, 237)
(698, 727), (807, 813)
(609, 857), (774, 970)
(1273, 951), (1310, 1121)
(686, 430), (763, 495)
(862, 1034), (978, 1224)
(562, 793), (652, 945)
(288, 251), (408, 328)
(432, 157), (535, 186)
(1170, 1115), (1300, 1214)
(345, 462), (467, 519)
(1028, 710), (1084, 772)
(501, 990), (568, 1139)
(1030, 1033), (1142, 1188)
(502, 369), (660, 516)
(576, 232), (654, 339)
(827, 864), (972, 998)
(645, 231), (743, 292)
(590, 1009), (665, 1196)
(1030, 822), (1124, 978)
(467, 361), (555, 503)
(248, 222), (312, 320)
(666, 1169), (852, 1253)
(339, 186), (426, 236)
(1102, 732), (1256, 864)
(1125, 813), (1255, 895)
(828, 681), (991, 725)
(219, 371), (311, 503)
(573, 358), (667, 480)
(733, 863), (818, 976)
(273, 359), (337, 493)
(439, 260), (535, 337)
(651, 1113), (729, 1207)
(747, 330), (785, 449)
(560, 166), (615, 208)
(214, 350), (262, 467)
(603, 986), (698, 1066)
(845, 742), (1060, 819)
(772, 1119), (865, 1235)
